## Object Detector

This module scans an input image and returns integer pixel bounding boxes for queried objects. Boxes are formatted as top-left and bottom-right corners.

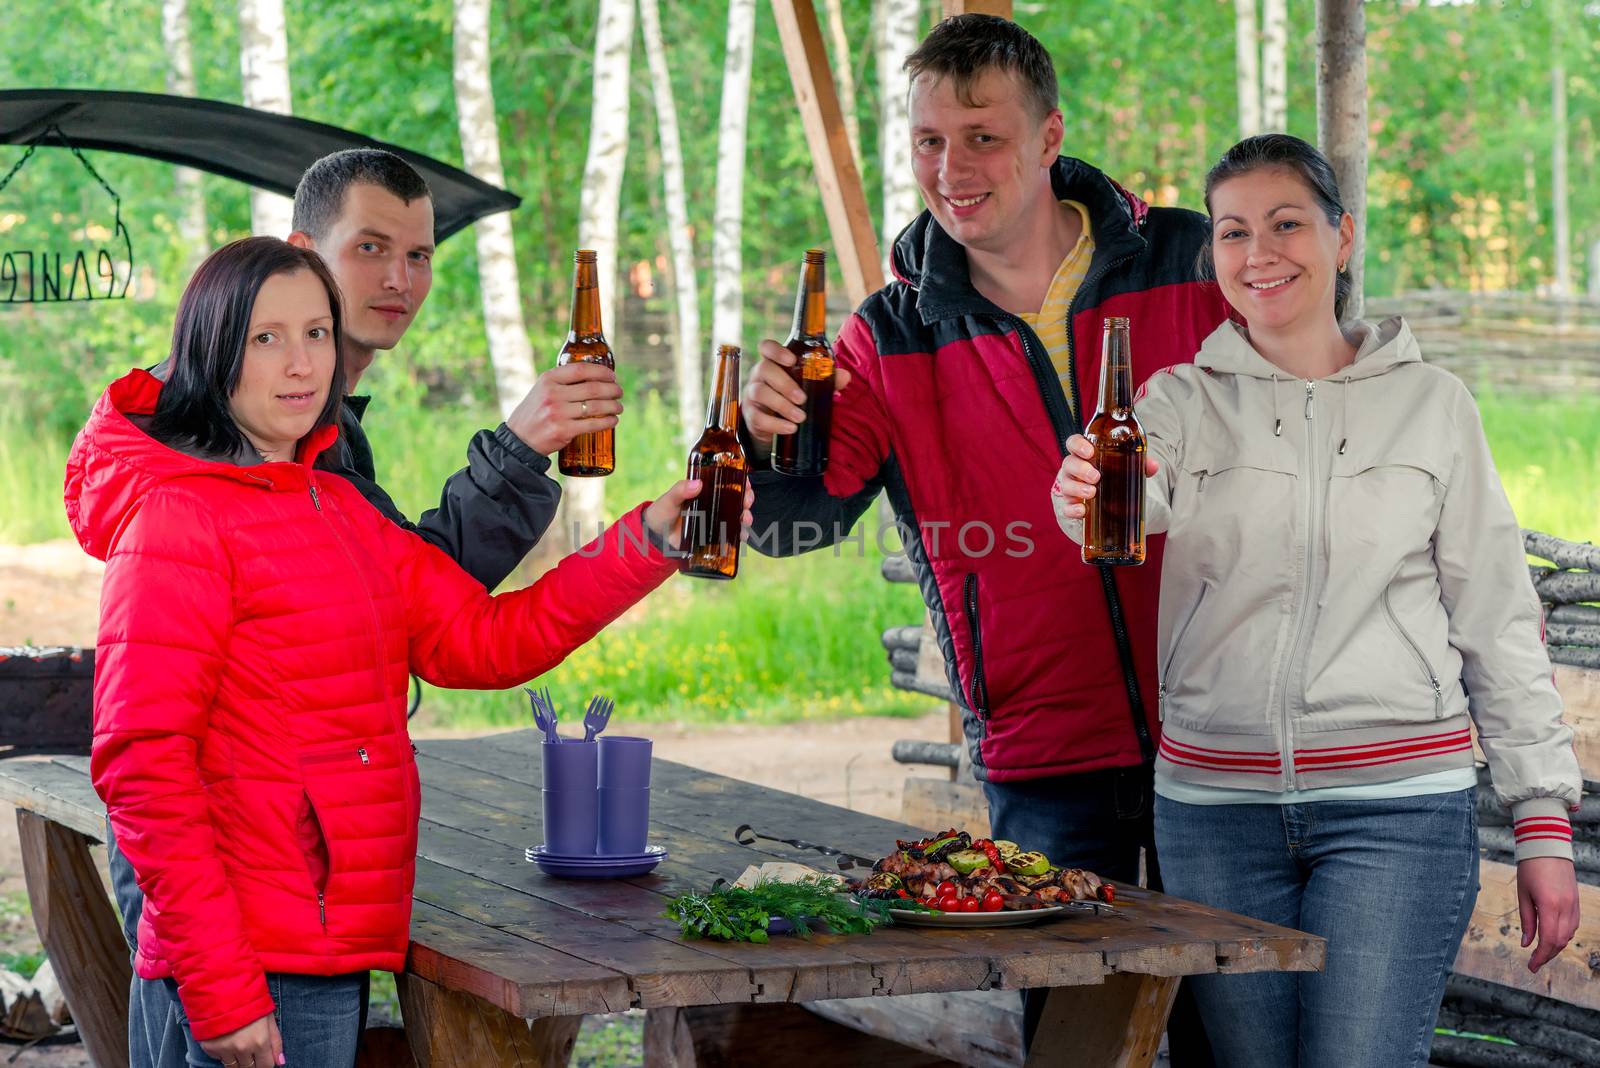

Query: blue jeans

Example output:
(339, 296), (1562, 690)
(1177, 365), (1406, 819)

(129, 971), (365, 1068)
(111, 820), (368, 1068)
(984, 765), (1214, 1067)
(1154, 789), (1480, 1068)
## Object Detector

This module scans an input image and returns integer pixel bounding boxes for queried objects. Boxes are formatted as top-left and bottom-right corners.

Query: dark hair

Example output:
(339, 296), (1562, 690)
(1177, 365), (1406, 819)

(291, 149), (431, 240)
(904, 14), (1058, 122)
(1198, 133), (1352, 320)
(151, 237), (345, 459)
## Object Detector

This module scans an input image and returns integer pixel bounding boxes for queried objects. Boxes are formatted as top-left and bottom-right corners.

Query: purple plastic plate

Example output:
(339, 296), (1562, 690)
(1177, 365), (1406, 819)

(524, 844), (666, 879)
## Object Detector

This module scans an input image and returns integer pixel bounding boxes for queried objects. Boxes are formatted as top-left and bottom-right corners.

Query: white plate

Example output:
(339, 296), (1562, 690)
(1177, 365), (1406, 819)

(885, 904), (1067, 928)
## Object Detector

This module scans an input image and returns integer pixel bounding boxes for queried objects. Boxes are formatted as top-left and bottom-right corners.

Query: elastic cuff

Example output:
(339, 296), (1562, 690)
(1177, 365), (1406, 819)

(1510, 797), (1574, 862)
(492, 423), (553, 472)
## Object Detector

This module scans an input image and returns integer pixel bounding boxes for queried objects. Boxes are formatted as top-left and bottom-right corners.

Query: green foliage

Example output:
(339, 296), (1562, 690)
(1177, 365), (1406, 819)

(0, 950), (46, 980)
(664, 876), (890, 942)
(1478, 390), (1600, 541)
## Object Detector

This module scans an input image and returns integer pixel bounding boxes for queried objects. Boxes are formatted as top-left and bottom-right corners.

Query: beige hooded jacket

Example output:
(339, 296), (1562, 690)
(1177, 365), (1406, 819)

(1058, 317), (1579, 861)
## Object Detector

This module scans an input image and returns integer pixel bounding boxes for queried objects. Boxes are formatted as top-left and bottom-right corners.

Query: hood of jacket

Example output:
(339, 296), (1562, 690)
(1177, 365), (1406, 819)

(1194, 315), (1420, 382)
(65, 367), (338, 561)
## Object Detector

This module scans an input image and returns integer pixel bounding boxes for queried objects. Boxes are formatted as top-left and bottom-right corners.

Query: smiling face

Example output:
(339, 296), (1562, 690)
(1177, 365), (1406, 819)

(908, 66), (1064, 256)
(309, 182), (435, 353)
(228, 269), (337, 461)
(1209, 166), (1354, 333)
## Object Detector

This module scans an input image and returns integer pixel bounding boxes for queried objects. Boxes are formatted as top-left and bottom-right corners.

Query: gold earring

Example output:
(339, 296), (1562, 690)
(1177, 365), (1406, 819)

(1338, 261), (1348, 274)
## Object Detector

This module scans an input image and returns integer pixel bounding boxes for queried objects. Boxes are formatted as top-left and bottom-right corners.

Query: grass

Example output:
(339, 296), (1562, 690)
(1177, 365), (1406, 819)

(3, 373), (1595, 731)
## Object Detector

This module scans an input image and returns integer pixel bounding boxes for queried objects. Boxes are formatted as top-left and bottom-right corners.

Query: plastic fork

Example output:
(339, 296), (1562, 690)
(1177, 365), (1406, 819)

(525, 686), (560, 744)
(582, 694), (615, 742)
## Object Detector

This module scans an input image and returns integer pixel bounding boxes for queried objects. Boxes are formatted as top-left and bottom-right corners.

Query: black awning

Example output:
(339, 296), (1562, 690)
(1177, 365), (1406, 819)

(0, 89), (521, 241)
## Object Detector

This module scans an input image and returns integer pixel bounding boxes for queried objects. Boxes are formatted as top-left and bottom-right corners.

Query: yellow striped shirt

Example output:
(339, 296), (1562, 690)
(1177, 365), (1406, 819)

(1018, 200), (1094, 419)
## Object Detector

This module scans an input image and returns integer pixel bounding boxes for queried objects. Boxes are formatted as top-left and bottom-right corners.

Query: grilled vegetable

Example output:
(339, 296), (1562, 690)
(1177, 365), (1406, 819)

(945, 849), (993, 876)
(858, 872), (906, 899)
(922, 831), (972, 863)
(973, 838), (1005, 871)
(1006, 851), (1051, 877)
(992, 839), (1021, 860)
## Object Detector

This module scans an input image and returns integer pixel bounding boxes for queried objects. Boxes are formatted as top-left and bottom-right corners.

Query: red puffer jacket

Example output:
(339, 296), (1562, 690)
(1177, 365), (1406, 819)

(65, 369), (676, 1041)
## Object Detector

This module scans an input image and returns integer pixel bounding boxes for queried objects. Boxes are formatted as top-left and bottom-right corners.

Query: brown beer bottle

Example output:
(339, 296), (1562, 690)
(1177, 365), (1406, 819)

(1082, 317), (1146, 566)
(557, 250), (615, 477)
(681, 345), (747, 580)
(771, 249), (834, 477)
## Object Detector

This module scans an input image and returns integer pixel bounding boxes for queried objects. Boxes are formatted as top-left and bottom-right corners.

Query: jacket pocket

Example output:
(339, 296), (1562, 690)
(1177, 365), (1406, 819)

(962, 572), (990, 720)
(295, 790), (331, 923)
(296, 741), (382, 931)
(1158, 585), (1208, 722)
(1381, 589), (1444, 718)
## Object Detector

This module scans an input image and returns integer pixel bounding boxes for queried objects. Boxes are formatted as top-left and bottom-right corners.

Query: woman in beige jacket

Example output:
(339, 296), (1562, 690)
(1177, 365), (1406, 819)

(1052, 134), (1580, 1068)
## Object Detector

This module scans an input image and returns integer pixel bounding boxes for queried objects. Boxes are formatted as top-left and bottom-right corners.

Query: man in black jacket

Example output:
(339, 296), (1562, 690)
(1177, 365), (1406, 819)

(287, 148), (622, 589)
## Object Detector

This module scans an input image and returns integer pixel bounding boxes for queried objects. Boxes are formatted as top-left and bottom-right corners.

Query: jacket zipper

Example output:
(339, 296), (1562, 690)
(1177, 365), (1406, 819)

(309, 474), (389, 692)
(1158, 586), (1209, 722)
(1381, 589), (1444, 717)
(1277, 382), (1322, 789)
(963, 573), (990, 719)
(1002, 248), (1154, 762)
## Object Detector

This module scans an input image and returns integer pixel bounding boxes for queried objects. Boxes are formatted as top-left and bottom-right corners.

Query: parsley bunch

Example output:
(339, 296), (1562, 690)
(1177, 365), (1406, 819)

(665, 877), (892, 943)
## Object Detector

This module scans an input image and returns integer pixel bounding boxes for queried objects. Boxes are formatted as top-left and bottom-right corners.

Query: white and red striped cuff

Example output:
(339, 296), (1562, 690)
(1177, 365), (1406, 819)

(1510, 798), (1575, 863)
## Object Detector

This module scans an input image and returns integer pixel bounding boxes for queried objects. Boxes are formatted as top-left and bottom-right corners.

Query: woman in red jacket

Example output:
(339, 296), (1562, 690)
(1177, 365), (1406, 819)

(66, 237), (727, 1068)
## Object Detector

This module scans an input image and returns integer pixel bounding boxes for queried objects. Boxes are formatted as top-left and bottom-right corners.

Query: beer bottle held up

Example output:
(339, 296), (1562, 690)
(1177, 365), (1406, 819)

(1082, 317), (1146, 566)
(680, 344), (747, 580)
(557, 250), (615, 477)
(771, 249), (834, 477)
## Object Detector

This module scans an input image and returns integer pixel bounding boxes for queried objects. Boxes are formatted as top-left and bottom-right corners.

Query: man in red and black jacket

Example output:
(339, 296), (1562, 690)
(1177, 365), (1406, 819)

(742, 15), (1227, 1059)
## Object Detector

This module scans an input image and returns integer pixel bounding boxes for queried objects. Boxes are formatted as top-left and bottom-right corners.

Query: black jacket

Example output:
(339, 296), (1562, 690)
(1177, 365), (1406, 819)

(324, 395), (561, 590)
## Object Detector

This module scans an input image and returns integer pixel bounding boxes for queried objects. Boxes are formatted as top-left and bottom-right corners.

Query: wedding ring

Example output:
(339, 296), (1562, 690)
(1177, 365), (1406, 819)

(580, 400), (589, 418)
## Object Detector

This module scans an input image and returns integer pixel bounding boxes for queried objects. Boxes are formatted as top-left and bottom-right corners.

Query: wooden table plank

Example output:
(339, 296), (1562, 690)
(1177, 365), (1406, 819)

(0, 756), (107, 837)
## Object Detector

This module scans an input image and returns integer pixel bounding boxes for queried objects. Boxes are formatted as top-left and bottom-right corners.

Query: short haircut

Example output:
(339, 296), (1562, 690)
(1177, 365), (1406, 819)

(291, 149), (432, 240)
(1198, 134), (1353, 320)
(151, 237), (346, 459)
(904, 14), (1059, 122)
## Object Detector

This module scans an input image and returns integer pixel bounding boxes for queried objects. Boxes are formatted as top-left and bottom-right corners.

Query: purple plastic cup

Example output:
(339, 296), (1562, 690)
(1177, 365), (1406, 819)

(542, 787), (598, 856)
(598, 786), (650, 855)
(542, 738), (597, 791)
(598, 736), (653, 789)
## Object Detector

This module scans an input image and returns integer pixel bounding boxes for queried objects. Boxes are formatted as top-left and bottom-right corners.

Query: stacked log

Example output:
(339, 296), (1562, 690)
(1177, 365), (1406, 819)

(1527, 531), (1600, 671)
(1433, 975), (1600, 1068)
(0, 646), (94, 756)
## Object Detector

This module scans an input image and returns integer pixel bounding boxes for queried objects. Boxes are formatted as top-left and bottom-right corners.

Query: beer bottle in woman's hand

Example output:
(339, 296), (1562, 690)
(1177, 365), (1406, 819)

(1082, 317), (1146, 565)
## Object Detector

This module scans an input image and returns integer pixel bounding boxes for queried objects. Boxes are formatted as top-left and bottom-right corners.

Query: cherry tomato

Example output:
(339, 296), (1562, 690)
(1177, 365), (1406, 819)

(937, 893), (959, 912)
(960, 896), (982, 912)
(936, 881), (957, 897)
(982, 891), (1005, 912)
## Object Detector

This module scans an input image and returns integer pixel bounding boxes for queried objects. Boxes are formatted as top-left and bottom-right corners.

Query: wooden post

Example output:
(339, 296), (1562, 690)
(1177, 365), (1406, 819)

(17, 809), (131, 1068)
(397, 972), (581, 1068)
(770, 0), (884, 307)
(1315, 0), (1367, 320)
(1025, 973), (1180, 1068)
(941, 1), (1012, 16)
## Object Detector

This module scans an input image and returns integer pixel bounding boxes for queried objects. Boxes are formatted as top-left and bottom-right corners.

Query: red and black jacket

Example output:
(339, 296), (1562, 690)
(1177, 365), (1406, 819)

(747, 156), (1230, 782)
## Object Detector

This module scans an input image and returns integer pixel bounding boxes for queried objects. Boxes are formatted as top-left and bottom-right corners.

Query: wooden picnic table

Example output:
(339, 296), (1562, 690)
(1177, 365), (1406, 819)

(1, 729), (1324, 1067)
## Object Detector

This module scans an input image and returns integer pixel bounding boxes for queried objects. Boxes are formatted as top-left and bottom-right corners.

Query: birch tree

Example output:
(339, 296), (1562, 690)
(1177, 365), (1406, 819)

(1233, 0), (1262, 138)
(162, 0), (207, 263)
(1551, 5), (1572, 298)
(453, 0), (538, 420)
(639, 0), (703, 445)
(1316, 0), (1366, 318)
(877, 0), (919, 278)
(710, 0), (756, 351)
(237, 0), (294, 235)
(1261, 0), (1287, 132)
(568, 0), (634, 540)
